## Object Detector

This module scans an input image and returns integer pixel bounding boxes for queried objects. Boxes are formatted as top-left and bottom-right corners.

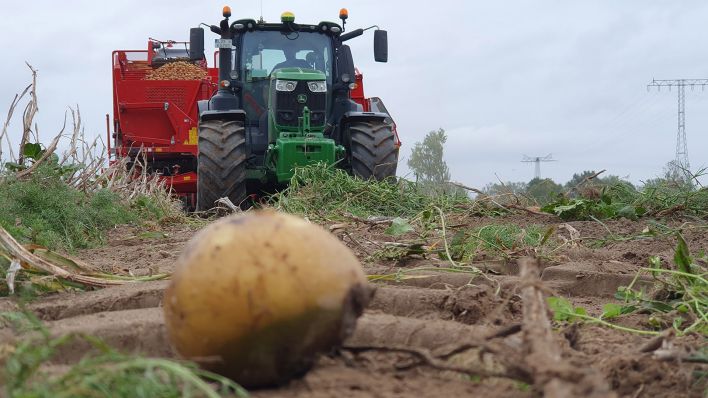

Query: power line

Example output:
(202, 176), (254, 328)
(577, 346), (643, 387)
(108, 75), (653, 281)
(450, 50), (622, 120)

(521, 154), (556, 179)
(647, 78), (708, 173)
(580, 94), (668, 155)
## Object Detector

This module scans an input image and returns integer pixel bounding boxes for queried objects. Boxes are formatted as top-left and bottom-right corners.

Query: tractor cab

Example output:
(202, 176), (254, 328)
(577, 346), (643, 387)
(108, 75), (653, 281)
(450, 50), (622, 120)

(237, 27), (333, 159)
(205, 14), (345, 168)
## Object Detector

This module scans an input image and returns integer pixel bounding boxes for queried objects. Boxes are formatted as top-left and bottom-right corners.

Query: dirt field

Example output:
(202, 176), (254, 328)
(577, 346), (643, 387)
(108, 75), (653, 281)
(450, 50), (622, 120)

(2, 213), (706, 397)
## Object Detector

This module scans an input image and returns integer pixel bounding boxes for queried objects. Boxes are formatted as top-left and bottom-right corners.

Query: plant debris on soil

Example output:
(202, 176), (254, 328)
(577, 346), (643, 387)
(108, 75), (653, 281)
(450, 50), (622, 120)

(2, 166), (706, 397)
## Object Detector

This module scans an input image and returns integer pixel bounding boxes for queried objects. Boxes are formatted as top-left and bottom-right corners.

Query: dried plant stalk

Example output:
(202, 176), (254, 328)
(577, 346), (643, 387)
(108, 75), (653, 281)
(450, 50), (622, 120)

(0, 226), (140, 288)
(18, 63), (39, 165)
(0, 63), (179, 292)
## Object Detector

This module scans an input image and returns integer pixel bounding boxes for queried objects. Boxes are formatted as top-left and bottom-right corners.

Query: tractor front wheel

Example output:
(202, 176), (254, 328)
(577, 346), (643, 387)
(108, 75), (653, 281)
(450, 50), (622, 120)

(348, 121), (398, 181)
(196, 119), (247, 212)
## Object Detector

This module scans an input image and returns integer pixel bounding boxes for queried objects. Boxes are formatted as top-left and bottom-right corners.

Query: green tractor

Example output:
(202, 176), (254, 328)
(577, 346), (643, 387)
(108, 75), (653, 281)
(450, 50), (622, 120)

(192, 7), (400, 211)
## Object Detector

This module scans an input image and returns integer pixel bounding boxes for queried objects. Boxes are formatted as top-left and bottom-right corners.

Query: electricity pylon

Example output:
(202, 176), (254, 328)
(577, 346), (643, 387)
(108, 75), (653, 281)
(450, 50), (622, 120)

(522, 154), (556, 179)
(648, 78), (708, 174)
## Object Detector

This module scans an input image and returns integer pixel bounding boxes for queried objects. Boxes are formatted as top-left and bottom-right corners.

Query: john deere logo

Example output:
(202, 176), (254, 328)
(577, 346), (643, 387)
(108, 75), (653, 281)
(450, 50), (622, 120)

(297, 94), (308, 104)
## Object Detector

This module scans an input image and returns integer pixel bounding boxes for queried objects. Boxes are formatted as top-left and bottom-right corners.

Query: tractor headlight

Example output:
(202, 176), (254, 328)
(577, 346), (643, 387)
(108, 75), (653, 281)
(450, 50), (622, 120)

(275, 79), (297, 92)
(308, 81), (327, 92)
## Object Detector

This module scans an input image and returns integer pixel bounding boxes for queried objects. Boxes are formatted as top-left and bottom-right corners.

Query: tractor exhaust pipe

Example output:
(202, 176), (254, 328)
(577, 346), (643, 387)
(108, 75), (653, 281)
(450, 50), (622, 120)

(218, 16), (232, 84)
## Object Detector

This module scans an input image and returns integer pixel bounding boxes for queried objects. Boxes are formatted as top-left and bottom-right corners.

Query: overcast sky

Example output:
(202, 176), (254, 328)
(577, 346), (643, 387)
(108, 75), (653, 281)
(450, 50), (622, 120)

(2, 1), (708, 187)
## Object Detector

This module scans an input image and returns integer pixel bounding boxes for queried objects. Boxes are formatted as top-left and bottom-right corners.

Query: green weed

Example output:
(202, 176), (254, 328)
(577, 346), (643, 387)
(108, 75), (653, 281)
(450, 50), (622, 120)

(1, 311), (248, 398)
(0, 165), (134, 251)
(548, 233), (707, 336)
(542, 184), (644, 221)
(272, 163), (469, 220)
(0, 164), (180, 252)
(616, 233), (707, 335)
(368, 223), (555, 267)
(447, 224), (551, 262)
(273, 165), (557, 266)
(546, 296), (660, 335)
(543, 180), (708, 221)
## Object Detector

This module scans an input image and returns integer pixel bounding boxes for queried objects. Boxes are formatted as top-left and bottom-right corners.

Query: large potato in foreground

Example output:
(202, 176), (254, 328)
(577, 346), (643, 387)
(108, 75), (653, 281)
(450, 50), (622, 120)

(163, 211), (370, 387)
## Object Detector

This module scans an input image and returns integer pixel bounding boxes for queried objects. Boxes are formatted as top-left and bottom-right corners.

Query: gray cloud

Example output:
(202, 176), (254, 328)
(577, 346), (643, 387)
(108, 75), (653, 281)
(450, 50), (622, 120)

(1, 0), (706, 187)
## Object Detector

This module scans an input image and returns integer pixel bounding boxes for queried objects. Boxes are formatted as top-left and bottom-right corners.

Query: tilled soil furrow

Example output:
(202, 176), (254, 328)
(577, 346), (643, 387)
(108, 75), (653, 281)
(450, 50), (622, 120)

(370, 284), (519, 325)
(48, 307), (172, 364)
(41, 309), (493, 368)
(542, 264), (652, 297)
(2, 215), (705, 398)
(29, 280), (168, 321)
(367, 271), (496, 289)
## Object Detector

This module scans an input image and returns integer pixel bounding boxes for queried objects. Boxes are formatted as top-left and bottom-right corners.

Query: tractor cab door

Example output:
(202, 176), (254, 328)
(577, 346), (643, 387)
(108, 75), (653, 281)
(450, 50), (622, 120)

(240, 46), (284, 158)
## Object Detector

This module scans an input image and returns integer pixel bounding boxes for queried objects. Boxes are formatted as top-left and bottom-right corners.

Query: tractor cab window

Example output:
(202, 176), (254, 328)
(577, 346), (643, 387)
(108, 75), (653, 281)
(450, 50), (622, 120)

(247, 49), (327, 75)
(240, 31), (331, 79)
(239, 30), (332, 125)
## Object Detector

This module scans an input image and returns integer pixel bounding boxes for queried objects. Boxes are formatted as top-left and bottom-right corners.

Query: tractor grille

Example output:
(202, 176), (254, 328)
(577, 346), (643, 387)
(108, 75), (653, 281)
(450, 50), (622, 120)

(275, 82), (326, 127)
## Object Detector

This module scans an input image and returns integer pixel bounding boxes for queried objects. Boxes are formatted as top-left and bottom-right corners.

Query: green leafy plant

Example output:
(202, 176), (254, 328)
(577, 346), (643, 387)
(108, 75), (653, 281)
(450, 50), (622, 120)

(542, 175), (708, 221)
(587, 220), (708, 248)
(541, 185), (646, 221)
(547, 296), (588, 321)
(0, 165), (136, 250)
(6, 143), (82, 178)
(0, 162), (181, 252)
(384, 217), (415, 236)
(616, 233), (707, 335)
(548, 233), (707, 336)
(600, 303), (636, 320)
(546, 297), (659, 335)
(273, 163), (469, 219)
(446, 224), (552, 262)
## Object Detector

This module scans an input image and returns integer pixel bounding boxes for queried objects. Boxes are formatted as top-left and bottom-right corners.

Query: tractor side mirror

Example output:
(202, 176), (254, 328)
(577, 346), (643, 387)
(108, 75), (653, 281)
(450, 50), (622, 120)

(374, 30), (388, 62)
(189, 27), (205, 61)
(337, 45), (356, 83)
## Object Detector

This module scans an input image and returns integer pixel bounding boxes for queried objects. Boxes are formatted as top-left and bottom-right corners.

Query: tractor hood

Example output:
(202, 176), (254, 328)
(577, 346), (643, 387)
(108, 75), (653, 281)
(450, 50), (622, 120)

(271, 67), (325, 81)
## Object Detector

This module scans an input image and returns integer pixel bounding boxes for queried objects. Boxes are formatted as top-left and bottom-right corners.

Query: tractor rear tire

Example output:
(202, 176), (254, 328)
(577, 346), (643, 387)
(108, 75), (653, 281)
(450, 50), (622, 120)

(348, 121), (398, 180)
(196, 119), (247, 212)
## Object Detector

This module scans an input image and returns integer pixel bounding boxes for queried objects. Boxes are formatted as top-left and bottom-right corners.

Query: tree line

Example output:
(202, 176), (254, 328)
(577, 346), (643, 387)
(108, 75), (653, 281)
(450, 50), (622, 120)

(407, 128), (699, 204)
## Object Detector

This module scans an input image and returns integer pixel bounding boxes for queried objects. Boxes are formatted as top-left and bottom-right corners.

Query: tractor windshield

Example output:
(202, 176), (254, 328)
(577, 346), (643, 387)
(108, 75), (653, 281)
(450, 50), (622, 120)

(240, 30), (332, 78)
(239, 30), (332, 125)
